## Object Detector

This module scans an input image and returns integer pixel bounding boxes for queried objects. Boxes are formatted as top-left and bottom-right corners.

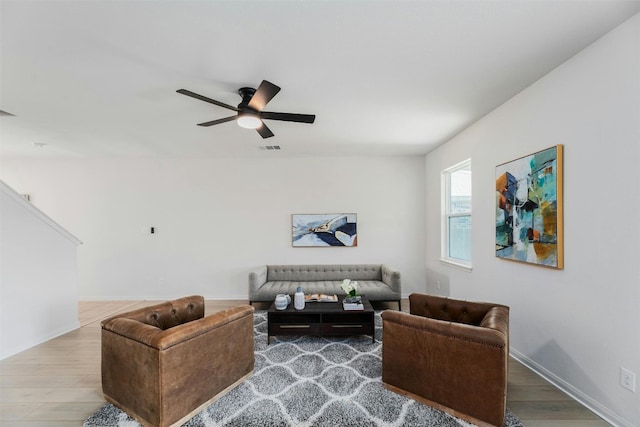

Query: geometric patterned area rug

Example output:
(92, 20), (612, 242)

(84, 310), (524, 427)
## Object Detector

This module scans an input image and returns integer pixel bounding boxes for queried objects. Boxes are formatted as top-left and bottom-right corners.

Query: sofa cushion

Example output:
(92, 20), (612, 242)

(252, 279), (396, 302)
(267, 264), (382, 282)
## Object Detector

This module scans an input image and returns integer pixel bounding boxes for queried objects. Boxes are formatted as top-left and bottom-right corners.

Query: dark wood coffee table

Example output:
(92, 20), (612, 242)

(267, 297), (375, 344)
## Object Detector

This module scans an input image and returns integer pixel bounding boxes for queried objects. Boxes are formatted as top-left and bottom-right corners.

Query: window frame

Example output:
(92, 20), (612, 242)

(441, 158), (472, 271)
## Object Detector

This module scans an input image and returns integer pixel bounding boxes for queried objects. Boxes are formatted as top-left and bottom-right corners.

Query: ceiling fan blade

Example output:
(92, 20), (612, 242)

(197, 116), (237, 127)
(248, 80), (281, 111)
(177, 89), (239, 111)
(256, 122), (275, 139)
(261, 111), (316, 124)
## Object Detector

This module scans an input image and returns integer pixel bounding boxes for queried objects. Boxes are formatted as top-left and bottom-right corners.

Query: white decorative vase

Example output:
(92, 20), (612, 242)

(294, 287), (305, 310)
(275, 294), (290, 310)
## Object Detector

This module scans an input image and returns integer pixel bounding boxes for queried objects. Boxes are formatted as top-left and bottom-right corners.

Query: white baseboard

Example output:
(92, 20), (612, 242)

(509, 348), (635, 427)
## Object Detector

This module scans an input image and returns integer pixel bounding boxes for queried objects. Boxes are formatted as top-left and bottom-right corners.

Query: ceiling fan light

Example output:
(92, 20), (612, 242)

(237, 114), (262, 129)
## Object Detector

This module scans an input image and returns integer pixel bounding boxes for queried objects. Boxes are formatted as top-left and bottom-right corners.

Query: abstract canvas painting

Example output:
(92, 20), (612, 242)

(292, 214), (357, 247)
(495, 145), (563, 268)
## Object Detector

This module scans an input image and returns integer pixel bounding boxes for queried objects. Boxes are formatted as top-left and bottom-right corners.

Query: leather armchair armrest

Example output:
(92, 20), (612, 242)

(479, 306), (509, 336)
(248, 265), (268, 295)
(152, 305), (255, 350)
(102, 318), (163, 346)
(381, 264), (401, 293)
(381, 310), (506, 348)
(103, 305), (255, 350)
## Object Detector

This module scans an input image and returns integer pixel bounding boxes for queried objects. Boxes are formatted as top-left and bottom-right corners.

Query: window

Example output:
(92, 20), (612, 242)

(442, 159), (472, 269)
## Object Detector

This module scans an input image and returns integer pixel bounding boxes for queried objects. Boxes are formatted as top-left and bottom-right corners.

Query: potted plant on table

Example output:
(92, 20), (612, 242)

(341, 279), (362, 304)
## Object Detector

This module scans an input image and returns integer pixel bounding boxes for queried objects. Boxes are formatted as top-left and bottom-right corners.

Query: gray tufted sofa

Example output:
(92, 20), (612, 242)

(248, 264), (401, 309)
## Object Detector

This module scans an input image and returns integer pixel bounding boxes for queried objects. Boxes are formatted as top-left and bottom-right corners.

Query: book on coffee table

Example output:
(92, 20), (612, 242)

(342, 301), (364, 311)
(305, 293), (338, 302)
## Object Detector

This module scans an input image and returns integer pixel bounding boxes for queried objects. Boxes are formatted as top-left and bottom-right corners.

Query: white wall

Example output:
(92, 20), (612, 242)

(0, 156), (426, 301)
(0, 181), (81, 359)
(425, 14), (640, 427)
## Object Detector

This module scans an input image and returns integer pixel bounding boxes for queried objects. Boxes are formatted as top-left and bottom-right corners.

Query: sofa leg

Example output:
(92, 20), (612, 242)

(397, 300), (401, 310)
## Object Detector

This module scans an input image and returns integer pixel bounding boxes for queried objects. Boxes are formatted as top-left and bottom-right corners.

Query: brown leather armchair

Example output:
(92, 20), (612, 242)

(382, 293), (509, 427)
(101, 295), (254, 427)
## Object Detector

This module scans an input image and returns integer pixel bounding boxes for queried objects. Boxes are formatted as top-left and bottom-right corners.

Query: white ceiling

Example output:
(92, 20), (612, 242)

(1, 1), (639, 158)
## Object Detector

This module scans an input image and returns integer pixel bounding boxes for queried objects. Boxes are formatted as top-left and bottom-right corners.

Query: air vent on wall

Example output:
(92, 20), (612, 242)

(259, 145), (281, 150)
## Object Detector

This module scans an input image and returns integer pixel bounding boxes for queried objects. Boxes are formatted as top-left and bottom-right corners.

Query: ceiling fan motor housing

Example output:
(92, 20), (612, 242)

(238, 87), (257, 110)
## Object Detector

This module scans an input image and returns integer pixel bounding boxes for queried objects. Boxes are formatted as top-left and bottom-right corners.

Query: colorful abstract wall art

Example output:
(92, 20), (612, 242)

(495, 145), (563, 268)
(292, 214), (357, 247)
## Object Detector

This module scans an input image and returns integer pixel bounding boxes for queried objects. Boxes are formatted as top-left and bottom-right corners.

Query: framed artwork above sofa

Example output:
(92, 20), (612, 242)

(292, 213), (358, 247)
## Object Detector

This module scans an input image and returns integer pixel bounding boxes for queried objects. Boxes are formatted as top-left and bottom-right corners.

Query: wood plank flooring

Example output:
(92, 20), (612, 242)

(0, 299), (611, 426)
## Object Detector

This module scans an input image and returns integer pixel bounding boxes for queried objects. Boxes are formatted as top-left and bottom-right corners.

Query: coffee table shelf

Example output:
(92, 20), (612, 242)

(267, 297), (374, 344)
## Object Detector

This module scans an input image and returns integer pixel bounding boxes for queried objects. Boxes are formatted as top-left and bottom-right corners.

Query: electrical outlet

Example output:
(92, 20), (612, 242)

(620, 368), (636, 392)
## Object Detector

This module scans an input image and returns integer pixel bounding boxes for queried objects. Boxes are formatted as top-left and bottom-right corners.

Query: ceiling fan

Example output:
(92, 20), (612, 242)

(177, 80), (315, 139)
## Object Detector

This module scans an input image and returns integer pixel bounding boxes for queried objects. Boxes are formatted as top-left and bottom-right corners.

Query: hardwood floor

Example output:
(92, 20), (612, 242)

(0, 299), (611, 426)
